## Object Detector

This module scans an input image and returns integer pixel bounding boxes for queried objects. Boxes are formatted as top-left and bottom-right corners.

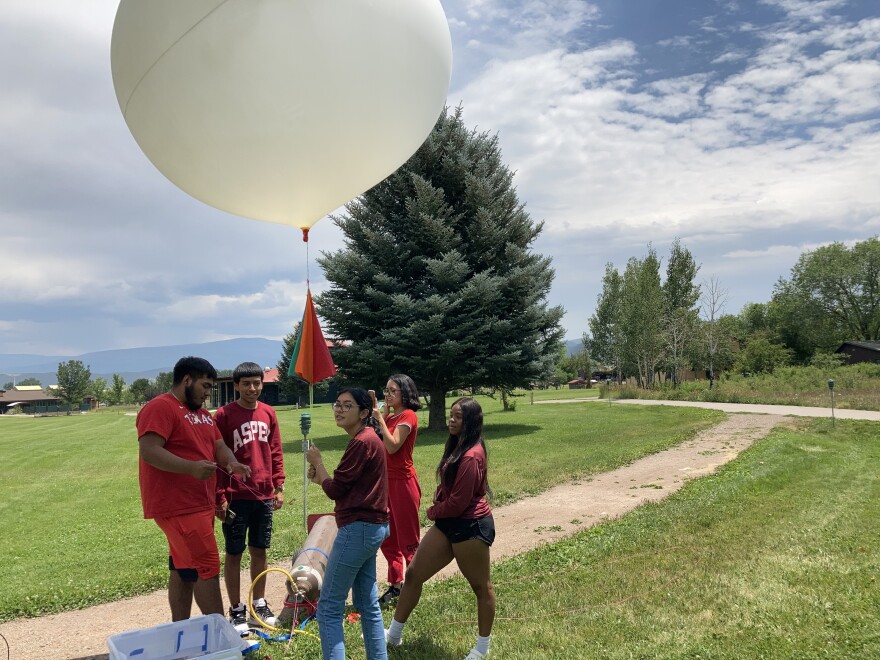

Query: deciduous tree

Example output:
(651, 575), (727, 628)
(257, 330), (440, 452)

(56, 360), (92, 410)
(108, 374), (126, 405)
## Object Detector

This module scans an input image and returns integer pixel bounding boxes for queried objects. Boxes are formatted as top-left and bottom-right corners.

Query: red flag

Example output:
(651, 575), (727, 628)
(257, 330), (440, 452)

(288, 290), (337, 384)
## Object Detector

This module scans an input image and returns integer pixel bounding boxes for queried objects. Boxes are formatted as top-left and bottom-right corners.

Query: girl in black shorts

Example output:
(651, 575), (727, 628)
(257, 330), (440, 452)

(385, 397), (495, 660)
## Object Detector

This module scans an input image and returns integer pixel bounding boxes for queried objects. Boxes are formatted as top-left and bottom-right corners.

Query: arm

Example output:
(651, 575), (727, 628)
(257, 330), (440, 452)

(308, 440), (369, 500)
(269, 411), (286, 509)
(369, 391), (411, 455)
(306, 444), (331, 485)
(214, 438), (252, 480)
(426, 455), (482, 520)
(138, 432), (217, 480)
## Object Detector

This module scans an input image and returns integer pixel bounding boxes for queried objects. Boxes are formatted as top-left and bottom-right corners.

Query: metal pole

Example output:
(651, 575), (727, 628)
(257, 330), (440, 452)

(828, 379), (835, 428)
(302, 383), (314, 529)
(831, 389), (835, 428)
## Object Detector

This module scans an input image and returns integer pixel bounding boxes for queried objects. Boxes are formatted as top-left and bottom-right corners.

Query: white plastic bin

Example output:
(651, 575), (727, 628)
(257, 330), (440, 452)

(107, 613), (245, 660)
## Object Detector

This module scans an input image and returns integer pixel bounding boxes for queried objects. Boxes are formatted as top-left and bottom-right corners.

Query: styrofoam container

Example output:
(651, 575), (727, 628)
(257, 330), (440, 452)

(107, 613), (245, 660)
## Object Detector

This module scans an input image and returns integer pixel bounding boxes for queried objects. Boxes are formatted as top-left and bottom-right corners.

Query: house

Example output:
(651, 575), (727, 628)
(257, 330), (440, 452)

(212, 367), (283, 409)
(0, 387), (62, 414)
(210, 367), (339, 408)
(834, 341), (880, 365)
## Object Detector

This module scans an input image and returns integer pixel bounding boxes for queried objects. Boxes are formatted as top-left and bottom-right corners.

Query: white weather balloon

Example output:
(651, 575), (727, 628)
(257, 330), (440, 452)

(111, 0), (452, 235)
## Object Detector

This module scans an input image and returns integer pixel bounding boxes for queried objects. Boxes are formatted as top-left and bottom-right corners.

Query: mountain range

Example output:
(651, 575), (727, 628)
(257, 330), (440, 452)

(0, 338), (283, 385)
(1, 336), (584, 386)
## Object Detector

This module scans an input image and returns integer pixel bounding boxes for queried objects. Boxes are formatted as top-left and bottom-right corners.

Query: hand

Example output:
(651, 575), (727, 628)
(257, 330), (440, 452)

(306, 444), (322, 465)
(369, 390), (382, 419)
(228, 461), (251, 480)
(308, 464), (322, 485)
(191, 459), (218, 480)
(273, 491), (284, 510)
(216, 502), (227, 521)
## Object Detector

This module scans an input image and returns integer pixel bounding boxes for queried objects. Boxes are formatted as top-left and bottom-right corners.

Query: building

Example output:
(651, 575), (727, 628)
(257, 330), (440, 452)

(0, 387), (64, 414)
(211, 367), (283, 409)
(834, 341), (880, 365)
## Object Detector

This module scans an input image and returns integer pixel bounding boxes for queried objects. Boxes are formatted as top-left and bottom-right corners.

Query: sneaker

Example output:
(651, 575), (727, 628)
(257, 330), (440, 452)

(228, 603), (249, 634)
(385, 628), (403, 648)
(248, 598), (278, 627)
(464, 649), (487, 660)
(378, 585), (401, 606)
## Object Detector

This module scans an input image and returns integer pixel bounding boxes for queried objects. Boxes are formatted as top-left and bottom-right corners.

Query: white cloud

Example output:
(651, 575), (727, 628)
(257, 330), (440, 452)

(452, 3), (880, 253)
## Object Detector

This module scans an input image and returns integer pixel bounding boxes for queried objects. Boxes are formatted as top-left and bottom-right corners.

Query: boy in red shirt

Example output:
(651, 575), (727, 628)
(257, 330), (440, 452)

(137, 356), (251, 622)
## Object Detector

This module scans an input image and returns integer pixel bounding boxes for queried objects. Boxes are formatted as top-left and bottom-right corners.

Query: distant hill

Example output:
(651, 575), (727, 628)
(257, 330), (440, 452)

(565, 338), (584, 356)
(2, 336), (585, 385)
(0, 337), (283, 385)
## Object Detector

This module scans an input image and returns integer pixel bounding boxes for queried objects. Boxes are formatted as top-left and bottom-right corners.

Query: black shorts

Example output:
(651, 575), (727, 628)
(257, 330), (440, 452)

(434, 514), (495, 546)
(222, 499), (274, 555)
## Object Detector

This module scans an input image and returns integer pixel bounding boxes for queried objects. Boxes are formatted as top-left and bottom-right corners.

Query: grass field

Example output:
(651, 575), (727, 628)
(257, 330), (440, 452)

(258, 417), (880, 659)
(0, 396), (719, 622)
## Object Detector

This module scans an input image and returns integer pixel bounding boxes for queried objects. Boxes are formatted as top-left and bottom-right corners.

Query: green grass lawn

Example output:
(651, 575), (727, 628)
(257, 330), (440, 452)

(258, 418), (880, 658)
(0, 397), (718, 622)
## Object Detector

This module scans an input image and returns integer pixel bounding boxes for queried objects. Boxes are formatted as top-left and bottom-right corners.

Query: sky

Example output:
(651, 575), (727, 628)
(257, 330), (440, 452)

(1, 0), (879, 356)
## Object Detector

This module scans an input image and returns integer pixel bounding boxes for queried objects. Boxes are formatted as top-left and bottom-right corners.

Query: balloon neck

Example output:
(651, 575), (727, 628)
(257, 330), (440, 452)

(302, 228), (309, 243)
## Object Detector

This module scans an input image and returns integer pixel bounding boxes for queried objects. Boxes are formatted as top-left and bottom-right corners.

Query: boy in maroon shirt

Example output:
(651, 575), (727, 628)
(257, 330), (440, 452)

(215, 362), (285, 631)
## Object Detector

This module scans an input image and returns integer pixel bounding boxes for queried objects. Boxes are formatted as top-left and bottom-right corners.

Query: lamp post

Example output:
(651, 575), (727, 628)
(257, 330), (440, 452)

(827, 379), (835, 428)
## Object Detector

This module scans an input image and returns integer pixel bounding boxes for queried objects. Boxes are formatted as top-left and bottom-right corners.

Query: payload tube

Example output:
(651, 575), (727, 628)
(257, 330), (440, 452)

(277, 514), (338, 626)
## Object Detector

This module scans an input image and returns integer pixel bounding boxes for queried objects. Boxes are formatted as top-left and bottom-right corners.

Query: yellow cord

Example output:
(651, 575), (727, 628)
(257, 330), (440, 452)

(247, 567), (322, 642)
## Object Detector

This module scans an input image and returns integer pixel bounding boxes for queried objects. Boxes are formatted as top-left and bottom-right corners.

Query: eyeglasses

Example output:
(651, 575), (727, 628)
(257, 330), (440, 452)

(332, 401), (356, 412)
(383, 388), (399, 395)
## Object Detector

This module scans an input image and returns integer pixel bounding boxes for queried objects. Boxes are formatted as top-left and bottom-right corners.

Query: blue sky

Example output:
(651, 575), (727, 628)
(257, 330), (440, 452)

(1, 0), (878, 356)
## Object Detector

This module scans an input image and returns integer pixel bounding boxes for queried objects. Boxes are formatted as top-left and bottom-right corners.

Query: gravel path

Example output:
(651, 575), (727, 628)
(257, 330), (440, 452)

(0, 409), (803, 659)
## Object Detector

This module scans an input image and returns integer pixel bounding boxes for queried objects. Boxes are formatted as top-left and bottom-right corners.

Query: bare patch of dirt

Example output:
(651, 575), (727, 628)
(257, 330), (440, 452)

(0, 413), (783, 659)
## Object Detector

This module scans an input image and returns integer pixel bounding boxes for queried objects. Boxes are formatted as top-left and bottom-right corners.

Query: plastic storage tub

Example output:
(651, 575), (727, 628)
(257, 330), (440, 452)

(107, 613), (245, 660)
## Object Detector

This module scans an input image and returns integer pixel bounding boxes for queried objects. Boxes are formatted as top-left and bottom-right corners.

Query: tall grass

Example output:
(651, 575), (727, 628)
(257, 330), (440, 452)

(617, 362), (880, 410)
(0, 398), (719, 621)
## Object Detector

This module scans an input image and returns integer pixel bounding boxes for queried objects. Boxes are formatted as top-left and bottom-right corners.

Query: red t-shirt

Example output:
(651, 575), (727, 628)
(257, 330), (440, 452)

(214, 401), (284, 503)
(384, 408), (418, 480)
(427, 443), (491, 521)
(136, 393), (221, 519)
(321, 426), (389, 528)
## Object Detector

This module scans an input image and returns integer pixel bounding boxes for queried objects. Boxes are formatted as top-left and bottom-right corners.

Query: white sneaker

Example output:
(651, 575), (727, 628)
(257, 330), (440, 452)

(464, 649), (486, 660)
(385, 628), (403, 648)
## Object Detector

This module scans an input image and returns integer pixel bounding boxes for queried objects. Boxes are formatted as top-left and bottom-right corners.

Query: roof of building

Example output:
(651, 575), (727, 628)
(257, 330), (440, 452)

(12, 385), (43, 391)
(0, 389), (60, 404)
(836, 340), (880, 353)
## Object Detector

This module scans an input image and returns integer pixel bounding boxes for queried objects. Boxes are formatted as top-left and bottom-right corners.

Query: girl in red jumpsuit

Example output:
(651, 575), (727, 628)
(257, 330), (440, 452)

(371, 373), (422, 605)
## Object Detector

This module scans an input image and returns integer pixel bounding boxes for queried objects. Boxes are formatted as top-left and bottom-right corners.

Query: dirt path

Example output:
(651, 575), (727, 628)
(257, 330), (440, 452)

(1, 413), (784, 659)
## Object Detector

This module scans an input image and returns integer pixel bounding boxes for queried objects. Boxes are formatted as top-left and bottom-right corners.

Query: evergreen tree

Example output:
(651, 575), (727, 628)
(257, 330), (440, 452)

(316, 107), (564, 429)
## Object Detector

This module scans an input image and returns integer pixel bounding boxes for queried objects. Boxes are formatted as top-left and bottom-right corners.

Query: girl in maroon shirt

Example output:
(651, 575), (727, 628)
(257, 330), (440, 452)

(306, 388), (390, 659)
(385, 397), (495, 660)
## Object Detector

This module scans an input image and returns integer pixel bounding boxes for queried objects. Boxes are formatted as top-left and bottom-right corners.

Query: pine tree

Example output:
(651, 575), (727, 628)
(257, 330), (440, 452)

(316, 107), (564, 429)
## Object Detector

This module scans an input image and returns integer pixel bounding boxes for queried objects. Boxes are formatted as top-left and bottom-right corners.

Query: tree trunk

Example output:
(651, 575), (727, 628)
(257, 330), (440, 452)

(427, 386), (447, 431)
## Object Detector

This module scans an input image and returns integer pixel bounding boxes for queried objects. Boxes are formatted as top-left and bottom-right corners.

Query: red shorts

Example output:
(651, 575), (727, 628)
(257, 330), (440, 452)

(154, 509), (220, 580)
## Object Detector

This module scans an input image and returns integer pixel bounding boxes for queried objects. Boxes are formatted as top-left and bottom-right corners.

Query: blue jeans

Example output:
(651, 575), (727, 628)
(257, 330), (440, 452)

(318, 520), (390, 660)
